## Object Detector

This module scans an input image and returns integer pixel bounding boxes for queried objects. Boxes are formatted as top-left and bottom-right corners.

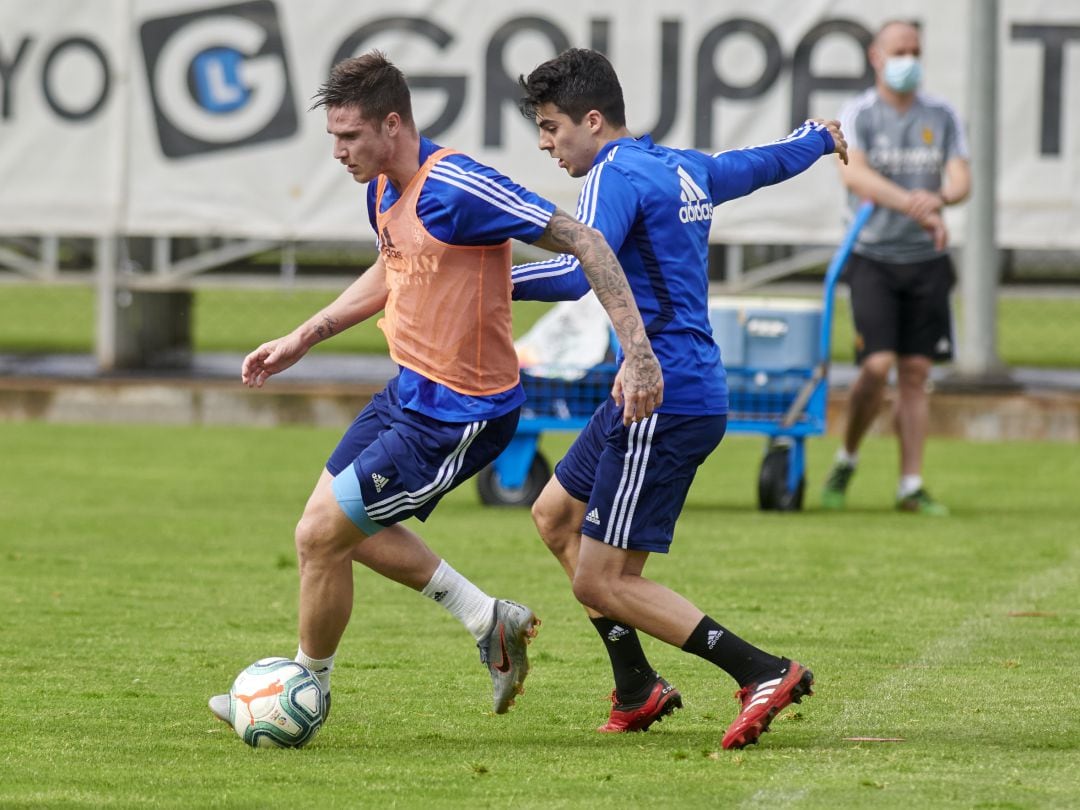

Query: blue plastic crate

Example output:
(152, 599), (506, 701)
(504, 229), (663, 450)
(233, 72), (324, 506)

(519, 364), (618, 420)
(725, 367), (815, 425)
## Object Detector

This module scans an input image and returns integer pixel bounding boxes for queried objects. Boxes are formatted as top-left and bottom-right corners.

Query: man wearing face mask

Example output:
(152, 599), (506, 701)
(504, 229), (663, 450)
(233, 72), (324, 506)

(823, 20), (971, 516)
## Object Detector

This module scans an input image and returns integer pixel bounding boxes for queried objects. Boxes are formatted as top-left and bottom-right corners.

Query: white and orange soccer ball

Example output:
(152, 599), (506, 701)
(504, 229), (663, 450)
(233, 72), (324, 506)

(226, 657), (325, 748)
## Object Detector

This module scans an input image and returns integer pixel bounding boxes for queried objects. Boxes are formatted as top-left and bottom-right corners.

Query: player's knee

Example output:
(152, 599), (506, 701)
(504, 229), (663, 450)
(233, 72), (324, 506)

(294, 506), (339, 564)
(531, 499), (565, 548)
(861, 353), (894, 385)
(571, 573), (609, 614)
(897, 357), (931, 389)
(531, 497), (578, 551)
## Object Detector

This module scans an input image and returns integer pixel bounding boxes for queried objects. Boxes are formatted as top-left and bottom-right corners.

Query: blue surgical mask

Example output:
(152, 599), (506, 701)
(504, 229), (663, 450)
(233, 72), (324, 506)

(883, 55), (922, 93)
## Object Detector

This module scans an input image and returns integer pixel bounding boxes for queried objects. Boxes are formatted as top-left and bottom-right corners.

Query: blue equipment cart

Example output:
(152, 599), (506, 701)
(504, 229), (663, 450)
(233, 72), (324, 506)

(476, 202), (873, 509)
(475, 361), (619, 507)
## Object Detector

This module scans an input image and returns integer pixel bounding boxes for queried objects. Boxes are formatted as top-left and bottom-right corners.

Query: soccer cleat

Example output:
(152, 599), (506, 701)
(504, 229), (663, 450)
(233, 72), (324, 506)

(721, 660), (814, 750)
(597, 675), (683, 733)
(896, 488), (949, 516)
(209, 689), (331, 725)
(209, 693), (231, 725)
(477, 599), (540, 714)
(821, 461), (855, 510)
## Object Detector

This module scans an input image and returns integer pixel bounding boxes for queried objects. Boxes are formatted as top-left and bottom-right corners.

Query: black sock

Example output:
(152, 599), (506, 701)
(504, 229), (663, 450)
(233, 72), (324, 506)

(591, 617), (656, 700)
(680, 615), (784, 687)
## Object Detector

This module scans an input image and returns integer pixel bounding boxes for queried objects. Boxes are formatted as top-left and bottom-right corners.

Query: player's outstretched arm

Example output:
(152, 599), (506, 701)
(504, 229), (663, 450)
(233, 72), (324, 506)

(710, 119), (847, 204)
(241, 257), (390, 388)
(532, 210), (663, 424)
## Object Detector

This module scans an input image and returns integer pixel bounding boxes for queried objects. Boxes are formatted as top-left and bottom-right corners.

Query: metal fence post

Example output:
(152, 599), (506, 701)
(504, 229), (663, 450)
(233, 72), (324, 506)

(95, 235), (118, 371)
(955, 0), (1011, 384)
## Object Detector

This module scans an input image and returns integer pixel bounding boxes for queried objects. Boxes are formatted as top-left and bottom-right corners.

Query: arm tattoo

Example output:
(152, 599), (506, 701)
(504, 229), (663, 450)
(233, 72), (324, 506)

(536, 210), (653, 361)
(313, 313), (339, 341)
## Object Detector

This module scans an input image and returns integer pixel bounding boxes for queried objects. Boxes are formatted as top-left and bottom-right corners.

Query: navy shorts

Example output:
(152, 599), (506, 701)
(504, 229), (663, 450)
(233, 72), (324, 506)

(844, 252), (956, 363)
(555, 398), (727, 553)
(326, 377), (519, 534)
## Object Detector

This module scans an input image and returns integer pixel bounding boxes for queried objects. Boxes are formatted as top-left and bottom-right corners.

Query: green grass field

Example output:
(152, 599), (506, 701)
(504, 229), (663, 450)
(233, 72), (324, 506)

(1, 283), (1079, 368)
(2, 422), (1078, 808)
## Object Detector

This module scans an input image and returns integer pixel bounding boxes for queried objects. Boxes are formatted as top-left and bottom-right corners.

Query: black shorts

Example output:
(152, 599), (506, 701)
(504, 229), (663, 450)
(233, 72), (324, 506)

(843, 252), (956, 364)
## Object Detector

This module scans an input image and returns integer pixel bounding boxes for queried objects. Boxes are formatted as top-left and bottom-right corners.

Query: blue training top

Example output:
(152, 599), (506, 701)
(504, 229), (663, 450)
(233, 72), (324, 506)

(366, 137), (556, 422)
(512, 122), (836, 416)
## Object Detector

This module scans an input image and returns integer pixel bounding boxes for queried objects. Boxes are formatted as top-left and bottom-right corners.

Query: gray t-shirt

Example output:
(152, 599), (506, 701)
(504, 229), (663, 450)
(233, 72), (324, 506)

(839, 88), (968, 263)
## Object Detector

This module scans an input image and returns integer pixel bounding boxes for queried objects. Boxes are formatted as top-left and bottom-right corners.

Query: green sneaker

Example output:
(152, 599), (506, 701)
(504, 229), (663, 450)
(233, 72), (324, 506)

(896, 488), (949, 516)
(821, 461), (855, 510)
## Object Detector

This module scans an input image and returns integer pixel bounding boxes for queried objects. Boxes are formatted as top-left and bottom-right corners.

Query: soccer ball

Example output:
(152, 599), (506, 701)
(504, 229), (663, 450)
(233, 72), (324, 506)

(227, 657), (325, 748)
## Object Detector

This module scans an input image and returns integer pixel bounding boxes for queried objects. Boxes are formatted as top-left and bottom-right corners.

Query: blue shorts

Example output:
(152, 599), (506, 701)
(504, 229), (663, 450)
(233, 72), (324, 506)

(327, 377), (520, 535)
(555, 399), (727, 553)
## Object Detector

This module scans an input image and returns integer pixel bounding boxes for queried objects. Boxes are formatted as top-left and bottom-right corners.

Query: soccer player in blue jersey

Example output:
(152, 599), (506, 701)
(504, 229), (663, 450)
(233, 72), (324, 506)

(515, 48), (847, 749)
(209, 51), (662, 730)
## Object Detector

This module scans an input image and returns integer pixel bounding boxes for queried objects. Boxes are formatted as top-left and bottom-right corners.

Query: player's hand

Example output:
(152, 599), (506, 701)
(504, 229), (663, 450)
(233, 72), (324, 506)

(612, 352), (664, 426)
(920, 210), (949, 251)
(809, 118), (848, 165)
(241, 333), (308, 388)
(905, 189), (944, 223)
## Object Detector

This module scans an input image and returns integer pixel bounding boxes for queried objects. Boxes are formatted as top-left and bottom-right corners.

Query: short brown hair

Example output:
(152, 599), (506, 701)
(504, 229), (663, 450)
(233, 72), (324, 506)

(311, 50), (414, 125)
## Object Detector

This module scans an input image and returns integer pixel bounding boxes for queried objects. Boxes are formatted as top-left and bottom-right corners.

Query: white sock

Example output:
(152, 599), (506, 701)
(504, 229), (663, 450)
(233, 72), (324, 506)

(836, 448), (858, 467)
(296, 647), (334, 694)
(898, 475), (923, 498)
(421, 559), (497, 641)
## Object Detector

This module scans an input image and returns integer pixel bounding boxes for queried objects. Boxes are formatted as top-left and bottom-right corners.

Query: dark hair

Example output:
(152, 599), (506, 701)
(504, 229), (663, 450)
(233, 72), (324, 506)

(518, 48), (626, 126)
(311, 50), (414, 125)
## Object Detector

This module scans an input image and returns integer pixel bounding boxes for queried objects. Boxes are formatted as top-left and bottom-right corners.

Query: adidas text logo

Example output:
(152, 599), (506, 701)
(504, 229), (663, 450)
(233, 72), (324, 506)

(677, 165), (714, 223)
(607, 625), (630, 643)
(585, 508), (601, 525)
(707, 629), (724, 649)
(371, 472), (389, 493)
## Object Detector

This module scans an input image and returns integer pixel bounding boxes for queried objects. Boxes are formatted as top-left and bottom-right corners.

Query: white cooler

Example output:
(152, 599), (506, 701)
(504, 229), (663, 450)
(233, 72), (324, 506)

(707, 296), (823, 370)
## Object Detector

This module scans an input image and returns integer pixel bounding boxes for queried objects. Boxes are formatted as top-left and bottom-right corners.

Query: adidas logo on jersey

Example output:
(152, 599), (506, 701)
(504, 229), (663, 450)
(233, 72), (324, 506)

(371, 472), (389, 493)
(677, 165), (714, 224)
(707, 629), (724, 649)
(585, 508), (602, 525)
(379, 226), (403, 260)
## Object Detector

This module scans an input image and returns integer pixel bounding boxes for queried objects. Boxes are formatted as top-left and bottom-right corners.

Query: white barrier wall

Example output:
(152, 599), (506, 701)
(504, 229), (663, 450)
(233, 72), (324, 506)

(1, 0), (1078, 246)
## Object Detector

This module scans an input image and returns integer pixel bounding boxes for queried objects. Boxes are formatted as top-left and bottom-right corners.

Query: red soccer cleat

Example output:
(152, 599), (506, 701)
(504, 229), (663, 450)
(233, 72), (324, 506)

(721, 661), (814, 750)
(597, 676), (683, 733)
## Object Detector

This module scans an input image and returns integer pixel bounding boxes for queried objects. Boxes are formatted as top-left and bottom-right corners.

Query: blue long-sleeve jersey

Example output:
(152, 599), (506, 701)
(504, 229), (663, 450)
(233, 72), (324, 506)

(511, 122), (836, 415)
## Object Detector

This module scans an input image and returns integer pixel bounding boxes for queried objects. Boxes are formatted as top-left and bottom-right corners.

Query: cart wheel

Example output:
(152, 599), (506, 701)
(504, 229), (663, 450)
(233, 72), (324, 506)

(757, 444), (805, 511)
(477, 453), (552, 507)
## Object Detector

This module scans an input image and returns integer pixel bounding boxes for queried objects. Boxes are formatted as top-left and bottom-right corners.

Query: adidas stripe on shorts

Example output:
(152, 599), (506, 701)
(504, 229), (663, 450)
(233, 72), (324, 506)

(555, 398), (727, 553)
(326, 376), (520, 532)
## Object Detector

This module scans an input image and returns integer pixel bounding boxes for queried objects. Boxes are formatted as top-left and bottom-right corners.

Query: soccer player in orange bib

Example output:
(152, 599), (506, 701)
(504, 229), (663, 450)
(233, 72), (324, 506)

(209, 51), (662, 727)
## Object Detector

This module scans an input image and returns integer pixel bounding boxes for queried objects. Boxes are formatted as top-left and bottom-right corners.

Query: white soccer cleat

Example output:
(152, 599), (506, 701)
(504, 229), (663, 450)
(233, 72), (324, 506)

(208, 693), (231, 725)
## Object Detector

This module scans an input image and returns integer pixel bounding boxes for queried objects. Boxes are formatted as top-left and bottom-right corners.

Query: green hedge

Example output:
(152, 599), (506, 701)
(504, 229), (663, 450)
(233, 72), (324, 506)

(0, 283), (1076, 368)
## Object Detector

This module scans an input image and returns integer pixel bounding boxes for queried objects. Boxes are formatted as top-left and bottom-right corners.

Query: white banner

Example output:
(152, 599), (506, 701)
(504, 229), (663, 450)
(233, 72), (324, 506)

(0, 0), (127, 235)
(1, 0), (1078, 246)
